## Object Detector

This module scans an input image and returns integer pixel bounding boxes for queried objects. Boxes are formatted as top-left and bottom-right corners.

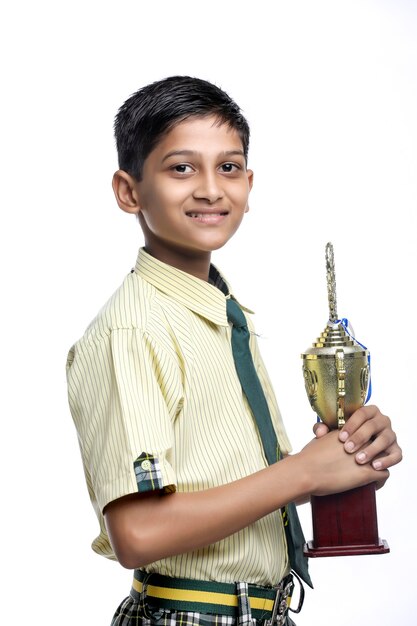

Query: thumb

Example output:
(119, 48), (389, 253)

(313, 422), (329, 438)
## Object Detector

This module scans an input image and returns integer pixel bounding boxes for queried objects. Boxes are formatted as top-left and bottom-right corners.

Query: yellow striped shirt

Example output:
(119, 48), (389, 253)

(66, 248), (292, 585)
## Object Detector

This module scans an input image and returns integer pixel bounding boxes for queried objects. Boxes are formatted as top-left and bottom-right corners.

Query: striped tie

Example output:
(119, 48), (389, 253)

(226, 297), (312, 588)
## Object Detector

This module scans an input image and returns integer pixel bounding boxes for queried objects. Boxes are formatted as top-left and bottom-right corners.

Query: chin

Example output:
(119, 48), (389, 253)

(202, 235), (236, 253)
(208, 242), (228, 252)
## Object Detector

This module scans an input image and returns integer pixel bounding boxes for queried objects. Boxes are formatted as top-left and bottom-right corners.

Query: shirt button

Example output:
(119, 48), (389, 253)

(141, 460), (152, 471)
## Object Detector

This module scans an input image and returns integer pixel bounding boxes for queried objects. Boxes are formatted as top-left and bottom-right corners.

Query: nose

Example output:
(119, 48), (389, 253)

(192, 171), (224, 204)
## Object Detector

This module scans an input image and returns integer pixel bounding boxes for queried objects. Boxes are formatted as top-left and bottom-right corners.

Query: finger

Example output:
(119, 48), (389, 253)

(356, 441), (402, 470)
(339, 405), (386, 441)
(370, 443), (403, 471)
(344, 422), (395, 455)
(351, 426), (397, 460)
(375, 469), (390, 490)
(340, 407), (392, 451)
(313, 422), (329, 438)
(338, 406), (374, 442)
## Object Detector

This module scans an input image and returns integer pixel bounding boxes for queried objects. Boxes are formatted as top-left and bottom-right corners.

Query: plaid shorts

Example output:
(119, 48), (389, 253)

(110, 581), (297, 626)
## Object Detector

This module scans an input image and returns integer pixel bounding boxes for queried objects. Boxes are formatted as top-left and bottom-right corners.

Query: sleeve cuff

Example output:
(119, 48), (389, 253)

(133, 452), (176, 494)
(96, 452), (176, 513)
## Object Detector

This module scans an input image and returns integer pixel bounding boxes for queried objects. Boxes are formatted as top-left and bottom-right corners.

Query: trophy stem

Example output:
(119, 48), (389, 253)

(304, 483), (389, 557)
(326, 242), (338, 323)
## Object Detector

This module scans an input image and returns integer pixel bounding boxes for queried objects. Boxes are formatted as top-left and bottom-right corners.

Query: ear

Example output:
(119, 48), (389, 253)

(245, 168), (254, 213)
(112, 170), (141, 215)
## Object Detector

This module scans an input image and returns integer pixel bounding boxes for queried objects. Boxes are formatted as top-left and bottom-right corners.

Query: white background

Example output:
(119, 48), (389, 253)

(1, 1), (416, 624)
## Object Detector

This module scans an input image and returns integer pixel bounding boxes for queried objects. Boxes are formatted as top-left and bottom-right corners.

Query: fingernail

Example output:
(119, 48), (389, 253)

(356, 452), (366, 463)
(339, 431), (348, 442)
(373, 460), (382, 470)
(345, 441), (355, 452)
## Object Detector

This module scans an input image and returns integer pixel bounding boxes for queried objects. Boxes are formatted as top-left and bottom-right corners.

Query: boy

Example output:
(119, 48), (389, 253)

(66, 76), (401, 626)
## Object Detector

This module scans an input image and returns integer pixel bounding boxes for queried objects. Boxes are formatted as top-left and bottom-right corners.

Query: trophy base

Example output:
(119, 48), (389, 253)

(303, 482), (390, 558)
(304, 539), (389, 557)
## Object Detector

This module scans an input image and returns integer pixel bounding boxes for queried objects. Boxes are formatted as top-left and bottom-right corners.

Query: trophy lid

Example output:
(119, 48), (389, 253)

(302, 243), (368, 359)
(303, 321), (368, 358)
(301, 243), (371, 428)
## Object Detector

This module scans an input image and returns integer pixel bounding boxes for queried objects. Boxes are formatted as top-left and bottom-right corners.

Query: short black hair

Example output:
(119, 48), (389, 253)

(114, 76), (250, 180)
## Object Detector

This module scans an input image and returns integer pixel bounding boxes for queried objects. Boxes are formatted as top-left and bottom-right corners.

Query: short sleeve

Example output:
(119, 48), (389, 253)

(66, 328), (183, 513)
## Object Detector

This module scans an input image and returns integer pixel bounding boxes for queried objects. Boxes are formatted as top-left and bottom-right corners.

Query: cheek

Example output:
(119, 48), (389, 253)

(139, 189), (165, 217)
(232, 186), (250, 212)
(144, 182), (187, 211)
(230, 178), (250, 199)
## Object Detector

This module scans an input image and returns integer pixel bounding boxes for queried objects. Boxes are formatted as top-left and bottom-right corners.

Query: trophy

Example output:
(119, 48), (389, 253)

(301, 243), (389, 557)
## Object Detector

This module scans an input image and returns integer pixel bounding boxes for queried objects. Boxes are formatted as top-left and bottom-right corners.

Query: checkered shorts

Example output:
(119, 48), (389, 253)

(110, 582), (297, 626)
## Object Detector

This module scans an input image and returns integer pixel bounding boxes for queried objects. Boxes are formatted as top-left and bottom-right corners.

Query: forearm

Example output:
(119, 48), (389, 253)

(105, 430), (388, 569)
(105, 454), (309, 569)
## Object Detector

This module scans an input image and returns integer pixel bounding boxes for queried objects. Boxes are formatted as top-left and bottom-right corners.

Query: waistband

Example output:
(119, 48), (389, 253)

(131, 569), (298, 622)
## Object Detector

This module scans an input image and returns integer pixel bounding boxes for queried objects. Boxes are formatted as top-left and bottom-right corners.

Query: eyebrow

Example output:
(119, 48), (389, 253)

(162, 149), (245, 163)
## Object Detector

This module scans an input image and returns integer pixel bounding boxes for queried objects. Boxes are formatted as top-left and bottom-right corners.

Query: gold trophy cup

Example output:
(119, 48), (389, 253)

(301, 243), (389, 557)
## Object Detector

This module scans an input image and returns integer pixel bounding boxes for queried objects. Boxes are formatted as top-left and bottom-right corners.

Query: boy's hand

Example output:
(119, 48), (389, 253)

(299, 429), (390, 496)
(313, 405), (402, 472)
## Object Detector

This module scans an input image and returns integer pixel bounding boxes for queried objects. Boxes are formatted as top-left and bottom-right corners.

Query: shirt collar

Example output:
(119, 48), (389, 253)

(134, 248), (253, 327)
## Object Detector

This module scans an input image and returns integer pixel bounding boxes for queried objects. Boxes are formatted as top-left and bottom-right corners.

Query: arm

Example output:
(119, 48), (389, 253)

(104, 429), (388, 569)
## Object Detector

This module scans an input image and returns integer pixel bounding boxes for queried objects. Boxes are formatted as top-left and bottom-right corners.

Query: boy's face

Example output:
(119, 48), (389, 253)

(117, 115), (253, 277)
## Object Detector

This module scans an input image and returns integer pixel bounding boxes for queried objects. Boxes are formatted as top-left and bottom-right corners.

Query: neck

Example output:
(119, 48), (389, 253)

(139, 214), (212, 281)
(143, 243), (212, 281)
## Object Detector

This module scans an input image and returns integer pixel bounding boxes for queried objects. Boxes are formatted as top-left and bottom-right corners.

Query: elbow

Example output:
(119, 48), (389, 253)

(113, 531), (142, 570)
(104, 491), (172, 568)
(116, 548), (145, 571)
(108, 520), (152, 570)
(105, 502), (163, 569)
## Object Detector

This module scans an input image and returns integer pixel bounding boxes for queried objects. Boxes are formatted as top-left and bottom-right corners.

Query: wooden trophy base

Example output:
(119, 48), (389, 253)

(304, 482), (389, 557)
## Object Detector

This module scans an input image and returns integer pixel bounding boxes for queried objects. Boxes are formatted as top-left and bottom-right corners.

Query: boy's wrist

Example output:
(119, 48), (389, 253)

(272, 454), (313, 504)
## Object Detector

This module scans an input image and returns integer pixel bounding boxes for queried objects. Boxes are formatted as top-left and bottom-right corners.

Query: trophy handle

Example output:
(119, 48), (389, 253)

(360, 363), (370, 404)
(336, 349), (345, 428)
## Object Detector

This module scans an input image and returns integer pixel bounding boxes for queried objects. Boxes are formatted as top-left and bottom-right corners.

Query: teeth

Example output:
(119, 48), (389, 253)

(187, 213), (224, 218)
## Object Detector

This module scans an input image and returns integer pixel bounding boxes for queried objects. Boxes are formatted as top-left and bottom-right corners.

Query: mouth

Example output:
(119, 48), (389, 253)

(185, 210), (229, 223)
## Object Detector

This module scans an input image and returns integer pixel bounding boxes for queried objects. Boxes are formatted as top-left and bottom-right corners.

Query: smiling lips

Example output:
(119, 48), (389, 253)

(186, 210), (229, 224)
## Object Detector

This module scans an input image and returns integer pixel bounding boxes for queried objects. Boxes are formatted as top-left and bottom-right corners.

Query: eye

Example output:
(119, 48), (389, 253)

(171, 164), (193, 174)
(219, 163), (240, 173)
